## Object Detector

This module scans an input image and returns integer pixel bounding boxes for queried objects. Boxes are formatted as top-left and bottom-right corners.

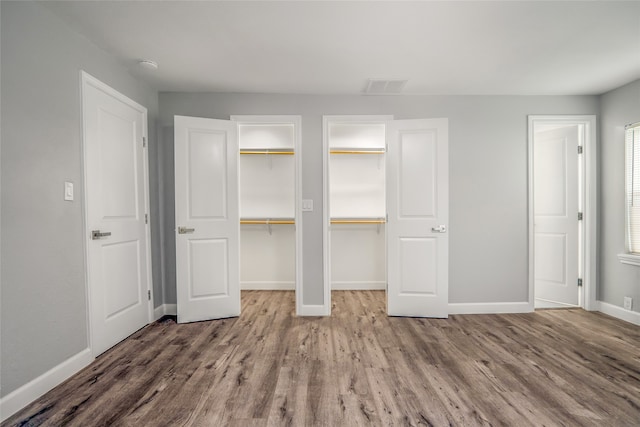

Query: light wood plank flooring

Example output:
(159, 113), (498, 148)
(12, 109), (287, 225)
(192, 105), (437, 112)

(4, 291), (640, 426)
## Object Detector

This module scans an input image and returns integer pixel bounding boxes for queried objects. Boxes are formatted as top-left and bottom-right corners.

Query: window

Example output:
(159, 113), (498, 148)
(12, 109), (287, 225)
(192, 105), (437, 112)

(625, 122), (640, 255)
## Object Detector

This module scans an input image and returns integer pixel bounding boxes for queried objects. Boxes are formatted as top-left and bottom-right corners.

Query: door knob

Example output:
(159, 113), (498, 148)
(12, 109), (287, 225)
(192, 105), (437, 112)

(178, 226), (195, 234)
(91, 230), (112, 240)
(431, 225), (447, 233)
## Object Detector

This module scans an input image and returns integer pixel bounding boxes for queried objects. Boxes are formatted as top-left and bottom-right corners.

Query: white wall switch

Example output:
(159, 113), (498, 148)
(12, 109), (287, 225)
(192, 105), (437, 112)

(302, 199), (313, 212)
(64, 181), (74, 201)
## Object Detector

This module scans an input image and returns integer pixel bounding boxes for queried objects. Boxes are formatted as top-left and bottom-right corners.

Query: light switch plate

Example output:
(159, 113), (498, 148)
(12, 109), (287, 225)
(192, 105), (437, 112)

(302, 199), (313, 212)
(64, 181), (74, 201)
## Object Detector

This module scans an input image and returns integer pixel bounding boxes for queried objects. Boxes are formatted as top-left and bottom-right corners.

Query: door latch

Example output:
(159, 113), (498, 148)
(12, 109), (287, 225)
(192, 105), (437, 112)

(178, 226), (195, 234)
(431, 225), (447, 233)
(91, 230), (112, 240)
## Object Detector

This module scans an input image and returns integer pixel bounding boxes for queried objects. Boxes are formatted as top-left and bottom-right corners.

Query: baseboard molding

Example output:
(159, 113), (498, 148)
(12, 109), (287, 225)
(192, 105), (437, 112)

(0, 348), (93, 422)
(241, 281), (295, 290)
(597, 301), (640, 326)
(331, 281), (385, 290)
(153, 304), (177, 320)
(163, 304), (177, 316)
(298, 304), (330, 316)
(448, 301), (532, 315)
(153, 304), (165, 320)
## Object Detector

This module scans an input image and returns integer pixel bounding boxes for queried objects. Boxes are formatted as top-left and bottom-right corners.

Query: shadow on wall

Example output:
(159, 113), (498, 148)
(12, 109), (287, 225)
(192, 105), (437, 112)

(161, 125), (177, 304)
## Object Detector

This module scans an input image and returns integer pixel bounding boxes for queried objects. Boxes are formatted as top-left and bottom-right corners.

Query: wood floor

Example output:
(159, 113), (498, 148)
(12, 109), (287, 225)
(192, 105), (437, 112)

(4, 291), (640, 426)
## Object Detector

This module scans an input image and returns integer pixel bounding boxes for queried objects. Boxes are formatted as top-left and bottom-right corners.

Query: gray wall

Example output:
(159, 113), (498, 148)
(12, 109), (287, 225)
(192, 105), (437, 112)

(158, 93), (599, 306)
(599, 79), (640, 312)
(0, 2), (160, 397)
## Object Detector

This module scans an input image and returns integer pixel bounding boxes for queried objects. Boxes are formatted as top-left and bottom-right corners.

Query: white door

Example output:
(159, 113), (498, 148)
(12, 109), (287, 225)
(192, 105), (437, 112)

(174, 115), (240, 323)
(83, 73), (151, 356)
(533, 125), (580, 306)
(386, 118), (449, 317)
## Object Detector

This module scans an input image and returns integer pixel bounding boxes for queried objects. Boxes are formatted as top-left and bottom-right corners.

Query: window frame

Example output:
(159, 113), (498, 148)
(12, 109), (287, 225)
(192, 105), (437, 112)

(618, 122), (640, 266)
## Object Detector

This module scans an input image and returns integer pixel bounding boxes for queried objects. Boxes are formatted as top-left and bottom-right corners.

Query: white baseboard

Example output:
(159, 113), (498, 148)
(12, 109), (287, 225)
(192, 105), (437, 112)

(241, 281), (295, 290)
(331, 281), (386, 290)
(153, 304), (165, 320)
(153, 304), (177, 320)
(448, 301), (532, 315)
(163, 304), (177, 316)
(0, 348), (93, 422)
(298, 304), (330, 316)
(597, 301), (640, 326)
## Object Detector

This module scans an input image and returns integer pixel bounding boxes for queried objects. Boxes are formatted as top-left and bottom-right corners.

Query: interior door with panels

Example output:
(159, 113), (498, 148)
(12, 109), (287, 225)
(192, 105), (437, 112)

(533, 125), (580, 306)
(82, 72), (151, 355)
(386, 118), (449, 318)
(174, 115), (240, 323)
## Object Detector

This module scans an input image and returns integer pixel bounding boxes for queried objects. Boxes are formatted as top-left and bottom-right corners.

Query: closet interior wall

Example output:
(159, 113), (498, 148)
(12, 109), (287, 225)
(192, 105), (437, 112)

(238, 122), (296, 290)
(328, 119), (388, 290)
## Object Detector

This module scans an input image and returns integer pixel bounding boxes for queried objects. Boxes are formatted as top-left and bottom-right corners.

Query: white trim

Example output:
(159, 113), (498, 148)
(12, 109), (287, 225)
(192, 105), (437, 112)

(322, 115), (394, 318)
(618, 253), (640, 267)
(241, 281), (295, 290)
(153, 303), (177, 320)
(0, 349), (93, 422)
(322, 116), (331, 316)
(597, 301), (640, 326)
(298, 304), (331, 316)
(154, 304), (165, 320)
(163, 304), (177, 316)
(527, 115), (597, 312)
(80, 71), (153, 357)
(331, 281), (386, 290)
(448, 302), (532, 315)
(230, 115), (303, 316)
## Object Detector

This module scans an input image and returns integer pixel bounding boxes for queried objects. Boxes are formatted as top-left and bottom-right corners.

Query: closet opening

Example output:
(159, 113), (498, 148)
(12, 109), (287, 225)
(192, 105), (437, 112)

(174, 115), (303, 323)
(324, 116), (392, 304)
(233, 116), (302, 298)
(322, 116), (450, 318)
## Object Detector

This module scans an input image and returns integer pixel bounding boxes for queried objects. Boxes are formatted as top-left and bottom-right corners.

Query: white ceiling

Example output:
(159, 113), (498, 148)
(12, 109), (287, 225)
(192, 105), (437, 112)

(41, 1), (640, 95)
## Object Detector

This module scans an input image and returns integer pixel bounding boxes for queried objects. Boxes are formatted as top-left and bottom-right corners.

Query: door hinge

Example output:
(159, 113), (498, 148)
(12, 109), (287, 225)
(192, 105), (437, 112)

(148, 290), (151, 300)
(578, 212), (583, 221)
(577, 145), (583, 154)
(145, 213), (148, 224)
(577, 278), (583, 287)
(143, 137), (147, 148)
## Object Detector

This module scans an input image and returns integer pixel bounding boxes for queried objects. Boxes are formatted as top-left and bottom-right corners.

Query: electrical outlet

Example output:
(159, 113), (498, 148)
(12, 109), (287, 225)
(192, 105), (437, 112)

(623, 296), (633, 311)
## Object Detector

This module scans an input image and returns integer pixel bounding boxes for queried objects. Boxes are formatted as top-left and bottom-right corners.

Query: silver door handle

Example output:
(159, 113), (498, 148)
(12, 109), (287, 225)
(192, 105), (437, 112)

(178, 226), (195, 234)
(431, 225), (447, 233)
(91, 230), (112, 240)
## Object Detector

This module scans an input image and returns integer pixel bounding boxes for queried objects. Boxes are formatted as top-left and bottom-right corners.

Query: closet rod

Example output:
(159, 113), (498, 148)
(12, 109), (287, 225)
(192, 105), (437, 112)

(240, 219), (295, 225)
(330, 149), (385, 154)
(330, 219), (386, 224)
(240, 150), (294, 155)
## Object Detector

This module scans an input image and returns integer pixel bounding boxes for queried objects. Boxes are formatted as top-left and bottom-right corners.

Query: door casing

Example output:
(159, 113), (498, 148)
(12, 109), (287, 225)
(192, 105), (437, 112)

(527, 115), (597, 311)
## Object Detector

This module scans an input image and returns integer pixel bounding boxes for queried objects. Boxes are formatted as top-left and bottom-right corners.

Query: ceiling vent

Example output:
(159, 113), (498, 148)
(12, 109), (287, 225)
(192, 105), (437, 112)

(364, 79), (408, 95)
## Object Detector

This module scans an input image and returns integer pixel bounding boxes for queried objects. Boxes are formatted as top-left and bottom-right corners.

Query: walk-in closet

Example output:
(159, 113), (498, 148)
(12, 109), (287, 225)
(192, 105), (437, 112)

(325, 116), (391, 291)
(235, 117), (300, 291)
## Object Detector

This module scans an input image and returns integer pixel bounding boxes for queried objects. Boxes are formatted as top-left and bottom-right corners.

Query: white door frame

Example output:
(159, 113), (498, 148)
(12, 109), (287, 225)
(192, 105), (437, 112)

(321, 115), (393, 316)
(527, 115), (597, 311)
(80, 71), (154, 355)
(230, 115), (303, 316)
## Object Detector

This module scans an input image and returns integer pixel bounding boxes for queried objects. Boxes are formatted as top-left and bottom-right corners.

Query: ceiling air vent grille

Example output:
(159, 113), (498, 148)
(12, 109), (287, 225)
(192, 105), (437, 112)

(364, 79), (408, 95)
